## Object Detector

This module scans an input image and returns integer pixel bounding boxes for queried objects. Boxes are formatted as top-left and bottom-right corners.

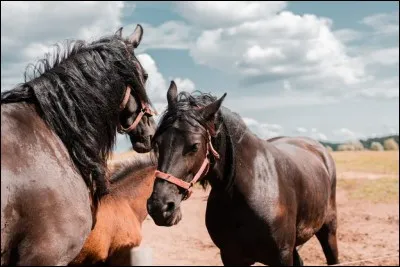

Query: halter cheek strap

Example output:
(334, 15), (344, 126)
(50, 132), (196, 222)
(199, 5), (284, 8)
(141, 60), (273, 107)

(118, 86), (156, 134)
(155, 131), (220, 200)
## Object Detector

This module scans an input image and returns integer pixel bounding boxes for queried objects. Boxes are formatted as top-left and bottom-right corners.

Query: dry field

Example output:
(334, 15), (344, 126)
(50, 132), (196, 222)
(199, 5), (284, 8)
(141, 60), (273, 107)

(110, 150), (399, 266)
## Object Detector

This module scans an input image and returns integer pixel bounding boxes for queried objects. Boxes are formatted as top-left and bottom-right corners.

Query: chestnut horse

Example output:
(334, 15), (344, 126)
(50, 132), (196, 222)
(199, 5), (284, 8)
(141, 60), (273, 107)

(1, 26), (156, 265)
(69, 151), (156, 266)
(147, 81), (339, 266)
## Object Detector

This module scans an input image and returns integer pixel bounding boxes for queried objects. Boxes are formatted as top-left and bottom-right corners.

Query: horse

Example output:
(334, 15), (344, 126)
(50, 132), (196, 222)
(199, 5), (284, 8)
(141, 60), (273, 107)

(69, 151), (156, 266)
(1, 25), (156, 265)
(147, 81), (339, 266)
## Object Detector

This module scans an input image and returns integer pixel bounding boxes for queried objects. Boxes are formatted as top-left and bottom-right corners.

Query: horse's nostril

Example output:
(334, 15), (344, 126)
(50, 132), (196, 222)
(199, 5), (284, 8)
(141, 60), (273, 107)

(166, 202), (175, 213)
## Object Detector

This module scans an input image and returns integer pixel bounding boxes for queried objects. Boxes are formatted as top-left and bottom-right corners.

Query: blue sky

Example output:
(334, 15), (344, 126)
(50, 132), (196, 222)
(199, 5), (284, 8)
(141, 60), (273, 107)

(1, 1), (398, 153)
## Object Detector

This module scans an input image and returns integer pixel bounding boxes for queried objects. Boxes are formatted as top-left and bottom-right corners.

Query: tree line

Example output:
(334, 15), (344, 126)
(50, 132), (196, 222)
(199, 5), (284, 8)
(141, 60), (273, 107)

(320, 135), (399, 151)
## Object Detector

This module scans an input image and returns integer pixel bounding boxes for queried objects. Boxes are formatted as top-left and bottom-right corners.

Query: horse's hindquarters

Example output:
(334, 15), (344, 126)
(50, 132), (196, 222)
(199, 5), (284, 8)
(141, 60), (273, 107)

(1, 167), (94, 265)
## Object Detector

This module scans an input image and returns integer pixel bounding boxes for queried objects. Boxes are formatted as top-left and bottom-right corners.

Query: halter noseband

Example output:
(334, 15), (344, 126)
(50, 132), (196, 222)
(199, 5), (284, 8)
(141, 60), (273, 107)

(117, 85), (156, 134)
(155, 131), (220, 200)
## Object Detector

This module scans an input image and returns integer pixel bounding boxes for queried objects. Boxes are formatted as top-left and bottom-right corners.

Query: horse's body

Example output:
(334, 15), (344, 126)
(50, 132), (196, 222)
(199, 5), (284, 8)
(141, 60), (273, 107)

(147, 82), (339, 266)
(1, 26), (156, 265)
(1, 103), (93, 265)
(205, 134), (337, 266)
(70, 152), (156, 266)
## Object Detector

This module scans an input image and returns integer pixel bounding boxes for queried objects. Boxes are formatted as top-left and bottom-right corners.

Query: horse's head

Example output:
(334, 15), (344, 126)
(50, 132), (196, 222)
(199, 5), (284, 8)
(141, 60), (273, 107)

(147, 81), (226, 226)
(116, 25), (156, 153)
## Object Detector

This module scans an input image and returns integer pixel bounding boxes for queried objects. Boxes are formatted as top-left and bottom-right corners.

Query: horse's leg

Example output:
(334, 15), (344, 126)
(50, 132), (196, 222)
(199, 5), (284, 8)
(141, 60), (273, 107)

(314, 188), (339, 267)
(220, 249), (254, 266)
(316, 219), (339, 265)
(276, 247), (294, 266)
(293, 248), (303, 266)
(316, 153), (339, 265)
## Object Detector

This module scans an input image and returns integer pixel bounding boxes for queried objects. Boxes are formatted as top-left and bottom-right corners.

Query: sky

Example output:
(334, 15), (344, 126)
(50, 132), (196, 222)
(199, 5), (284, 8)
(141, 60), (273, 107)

(1, 1), (399, 153)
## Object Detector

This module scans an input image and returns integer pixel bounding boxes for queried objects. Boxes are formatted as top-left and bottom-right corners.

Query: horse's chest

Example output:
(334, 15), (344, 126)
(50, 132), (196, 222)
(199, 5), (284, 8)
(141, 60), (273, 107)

(205, 193), (271, 252)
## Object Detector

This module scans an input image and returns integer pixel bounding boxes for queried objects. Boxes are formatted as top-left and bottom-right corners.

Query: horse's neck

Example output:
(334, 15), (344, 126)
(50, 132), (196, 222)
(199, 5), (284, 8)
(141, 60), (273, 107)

(207, 108), (267, 193)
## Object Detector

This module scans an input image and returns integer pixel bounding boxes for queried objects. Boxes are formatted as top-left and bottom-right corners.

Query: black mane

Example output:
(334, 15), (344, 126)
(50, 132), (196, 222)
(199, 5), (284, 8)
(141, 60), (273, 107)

(1, 34), (150, 200)
(153, 91), (218, 141)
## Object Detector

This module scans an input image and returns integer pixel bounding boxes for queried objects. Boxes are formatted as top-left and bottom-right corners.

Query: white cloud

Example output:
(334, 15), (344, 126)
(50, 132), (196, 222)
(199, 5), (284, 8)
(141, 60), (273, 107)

(309, 128), (328, 141)
(137, 54), (168, 103)
(187, 7), (366, 91)
(1, 1), (125, 91)
(333, 28), (365, 43)
(175, 1), (287, 29)
(361, 11), (399, 36)
(366, 47), (399, 66)
(333, 128), (366, 141)
(333, 128), (355, 138)
(172, 77), (196, 93)
(170, 2), (398, 103)
(124, 20), (194, 52)
(243, 117), (284, 139)
(225, 90), (338, 111)
(296, 127), (308, 134)
(315, 132), (327, 141)
(137, 53), (196, 115)
(342, 76), (399, 100)
(243, 119), (329, 141)
(294, 127), (327, 141)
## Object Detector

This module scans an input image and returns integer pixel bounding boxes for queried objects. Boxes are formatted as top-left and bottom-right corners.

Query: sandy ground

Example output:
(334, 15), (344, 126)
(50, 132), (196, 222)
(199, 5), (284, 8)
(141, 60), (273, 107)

(141, 172), (399, 266)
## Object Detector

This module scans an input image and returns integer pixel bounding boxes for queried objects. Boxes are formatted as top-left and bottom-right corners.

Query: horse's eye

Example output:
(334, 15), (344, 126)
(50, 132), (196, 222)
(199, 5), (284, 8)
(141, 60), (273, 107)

(144, 73), (148, 81)
(191, 143), (199, 153)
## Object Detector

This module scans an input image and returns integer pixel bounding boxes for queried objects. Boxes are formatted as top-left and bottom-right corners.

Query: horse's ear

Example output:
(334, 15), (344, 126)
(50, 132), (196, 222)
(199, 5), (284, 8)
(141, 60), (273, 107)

(199, 93), (227, 122)
(167, 80), (178, 109)
(128, 24), (143, 48)
(115, 27), (123, 37)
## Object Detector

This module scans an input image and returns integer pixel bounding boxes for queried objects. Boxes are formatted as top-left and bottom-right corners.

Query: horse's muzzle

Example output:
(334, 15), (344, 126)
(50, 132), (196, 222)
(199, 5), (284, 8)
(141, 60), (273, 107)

(146, 198), (182, 227)
(131, 135), (152, 153)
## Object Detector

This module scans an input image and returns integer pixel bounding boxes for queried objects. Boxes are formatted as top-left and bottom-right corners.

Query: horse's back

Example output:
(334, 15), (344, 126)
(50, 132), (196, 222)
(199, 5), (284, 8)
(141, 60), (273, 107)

(1, 103), (92, 265)
(267, 136), (336, 182)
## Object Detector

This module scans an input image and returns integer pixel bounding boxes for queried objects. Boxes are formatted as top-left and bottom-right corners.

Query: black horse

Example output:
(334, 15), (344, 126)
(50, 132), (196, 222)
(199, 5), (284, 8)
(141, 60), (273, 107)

(1, 25), (156, 265)
(147, 81), (339, 266)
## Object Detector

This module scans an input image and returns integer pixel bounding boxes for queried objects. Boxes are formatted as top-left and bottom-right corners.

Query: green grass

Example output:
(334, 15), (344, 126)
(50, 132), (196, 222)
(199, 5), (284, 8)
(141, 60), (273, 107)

(337, 177), (399, 203)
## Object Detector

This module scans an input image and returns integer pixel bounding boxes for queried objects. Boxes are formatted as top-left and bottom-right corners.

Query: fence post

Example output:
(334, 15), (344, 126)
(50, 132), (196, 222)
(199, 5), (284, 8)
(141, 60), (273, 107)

(130, 245), (153, 266)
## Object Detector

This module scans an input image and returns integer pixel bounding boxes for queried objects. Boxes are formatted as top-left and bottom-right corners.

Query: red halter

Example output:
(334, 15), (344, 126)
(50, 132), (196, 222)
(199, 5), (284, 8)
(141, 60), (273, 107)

(155, 131), (220, 200)
(117, 86), (156, 133)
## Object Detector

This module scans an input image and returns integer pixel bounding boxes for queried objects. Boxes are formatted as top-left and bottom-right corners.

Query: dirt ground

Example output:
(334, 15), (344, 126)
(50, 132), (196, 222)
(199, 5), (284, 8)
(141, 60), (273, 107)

(140, 173), (399, 266)
(110, 151), (399, 266)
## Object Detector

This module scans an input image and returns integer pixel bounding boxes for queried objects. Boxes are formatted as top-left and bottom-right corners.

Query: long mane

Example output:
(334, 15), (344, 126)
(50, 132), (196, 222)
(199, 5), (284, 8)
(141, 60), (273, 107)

(1, 34), (150, 200)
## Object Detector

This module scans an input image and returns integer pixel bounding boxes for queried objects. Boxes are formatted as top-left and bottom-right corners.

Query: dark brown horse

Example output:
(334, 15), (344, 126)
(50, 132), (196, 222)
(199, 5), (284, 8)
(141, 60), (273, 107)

(1, 26), (156, 265)
(69, 151), (156, 266)
(147, 81), (339, 266)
